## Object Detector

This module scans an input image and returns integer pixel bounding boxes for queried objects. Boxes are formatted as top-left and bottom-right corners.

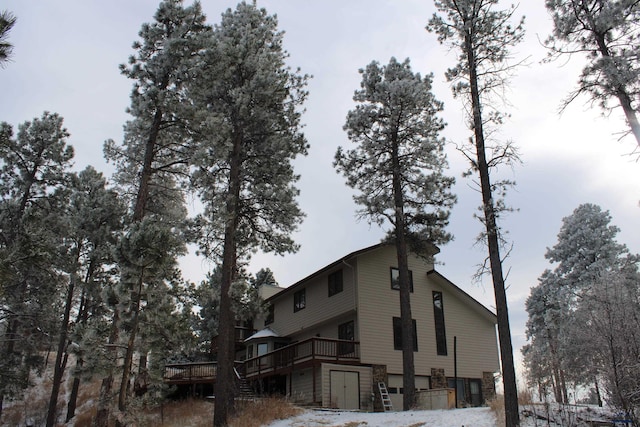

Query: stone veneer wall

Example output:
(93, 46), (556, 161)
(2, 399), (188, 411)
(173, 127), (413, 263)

(482, 371), (496, 403)
(371, 365), (387, 412)
(430, 368), (447, 389)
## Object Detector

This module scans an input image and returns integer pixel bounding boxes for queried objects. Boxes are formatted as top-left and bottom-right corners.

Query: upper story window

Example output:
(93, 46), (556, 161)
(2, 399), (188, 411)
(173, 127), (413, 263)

(293, 289), (306, 312)
(393, 317), (418, 351)
(390, 267), (413, 292)
(265, 304), (274, 325)
(338, 320), (355, 355)
(433, 291), (447, 355)
(328, 269), (344, 297)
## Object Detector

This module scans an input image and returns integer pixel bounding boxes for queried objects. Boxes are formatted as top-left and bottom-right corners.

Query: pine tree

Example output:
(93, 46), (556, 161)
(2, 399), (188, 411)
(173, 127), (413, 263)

(189, 3), (308, 424)
(544, 0), (640, 148)
(427, 1), (525, 425)
(334, 57), (455, 410)
(523, 203), (640, 422)
(524, 270), (572, 403)
(193, 268), (269, 358)
(0, 112), (74, 417)
(0, 10), (16, 68)
(45, 167), (125, 427)
(97, 1), (209, 425)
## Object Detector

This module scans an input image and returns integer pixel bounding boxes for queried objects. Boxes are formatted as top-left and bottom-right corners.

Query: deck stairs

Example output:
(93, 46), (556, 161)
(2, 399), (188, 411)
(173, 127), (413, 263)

(235, 368), (257, 400)
(378, 382), (393, 412)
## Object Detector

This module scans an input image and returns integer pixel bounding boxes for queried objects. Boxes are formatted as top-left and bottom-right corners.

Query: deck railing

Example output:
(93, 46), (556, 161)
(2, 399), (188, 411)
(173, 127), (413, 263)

(243, 337), (360, 377)
(164, 337), (360, 384)
(163, 361), (217, 384)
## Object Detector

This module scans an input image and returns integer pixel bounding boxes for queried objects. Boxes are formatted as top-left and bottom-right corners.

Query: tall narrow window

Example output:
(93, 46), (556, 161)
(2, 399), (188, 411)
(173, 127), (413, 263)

(328, 269), (343, 297)
(433, 291), (447, 355)
(338, 320), (355, 355)
(392, 317), (418, 351)
(265, 304), (274, 325)
(293, 289), (306, 312)
(390, 267), (413, 292)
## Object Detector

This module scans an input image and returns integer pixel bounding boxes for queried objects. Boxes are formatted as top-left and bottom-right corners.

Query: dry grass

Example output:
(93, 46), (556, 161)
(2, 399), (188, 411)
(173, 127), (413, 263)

(518, 388), (534, 405)
(488, 394), (505, 427)
(489, 390), (534, 427)
(1, 373), (53, 427)
(229, 397), (302, 427)
(73, 406), (97, 427)
(1, 358), (301, 427)
(140, 398), (214, 427)
(133, 397), (300, 427)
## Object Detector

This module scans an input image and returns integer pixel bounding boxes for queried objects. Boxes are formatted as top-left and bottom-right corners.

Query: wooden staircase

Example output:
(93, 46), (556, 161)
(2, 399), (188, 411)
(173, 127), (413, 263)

(235, 367), (257, 400)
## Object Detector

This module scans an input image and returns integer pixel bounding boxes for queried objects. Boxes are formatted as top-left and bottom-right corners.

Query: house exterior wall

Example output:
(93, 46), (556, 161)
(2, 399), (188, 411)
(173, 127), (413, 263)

(356, 245), (499, 379)
(262, 263), (357, 339)
(289, 367), (320, 404)
(248, 244), (498, 408)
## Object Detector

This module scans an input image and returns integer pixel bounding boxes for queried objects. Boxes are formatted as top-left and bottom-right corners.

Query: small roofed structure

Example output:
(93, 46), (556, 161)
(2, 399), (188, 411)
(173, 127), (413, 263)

(244, 327), (280, 342)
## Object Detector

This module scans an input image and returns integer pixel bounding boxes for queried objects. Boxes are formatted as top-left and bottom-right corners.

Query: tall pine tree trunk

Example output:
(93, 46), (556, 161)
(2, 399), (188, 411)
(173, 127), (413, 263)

(66, 367), (81, 422)
(115, 108), (164, 425)
(117, 274), (144, 426)
(0, 314), (21, 418)
(46, 274), (76, 427)
(94, 310), (120, 427)
(391, 132), (416, 410)
(465, 27), (520, 427)
(66, 284), (90, 422)
(214, 133), (243, 427)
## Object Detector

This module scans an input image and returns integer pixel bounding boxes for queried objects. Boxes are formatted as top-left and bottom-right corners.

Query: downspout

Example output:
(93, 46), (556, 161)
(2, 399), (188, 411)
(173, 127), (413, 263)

(454, 336), (458, 408)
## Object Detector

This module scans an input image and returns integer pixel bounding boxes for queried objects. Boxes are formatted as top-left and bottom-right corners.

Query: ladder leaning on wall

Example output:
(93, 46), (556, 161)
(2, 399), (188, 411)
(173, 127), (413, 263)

(377, 382), (393, 412)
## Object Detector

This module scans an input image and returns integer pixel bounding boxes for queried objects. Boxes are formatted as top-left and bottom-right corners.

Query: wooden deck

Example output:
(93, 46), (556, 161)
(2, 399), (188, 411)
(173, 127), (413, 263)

(164, 361), (217, 385)
(243, 337), (360, 378)
(164, 337), (360, 385)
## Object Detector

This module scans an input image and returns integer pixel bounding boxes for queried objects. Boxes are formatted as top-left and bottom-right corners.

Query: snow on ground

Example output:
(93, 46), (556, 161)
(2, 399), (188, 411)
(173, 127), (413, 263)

(266, 405), (617, 427)
(267, 407), (498, 427)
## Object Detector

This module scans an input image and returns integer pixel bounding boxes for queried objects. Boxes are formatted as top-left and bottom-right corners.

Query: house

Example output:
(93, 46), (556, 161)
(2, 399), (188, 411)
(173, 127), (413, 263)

(239, 243), (499, 410)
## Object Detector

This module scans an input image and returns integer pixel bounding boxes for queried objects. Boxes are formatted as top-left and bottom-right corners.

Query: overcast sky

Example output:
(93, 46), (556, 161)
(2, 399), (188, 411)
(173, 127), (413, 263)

(2, 0), (639, 376)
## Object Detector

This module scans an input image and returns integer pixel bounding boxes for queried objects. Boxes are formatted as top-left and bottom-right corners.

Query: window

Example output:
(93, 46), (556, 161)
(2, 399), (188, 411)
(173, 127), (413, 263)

(433, 291), (447, 355)
(328, 269), (344, 297)
(390, 267), (413, 292)
(338, 320), (355, 355)
(247, 344), (253, 359)
(257, 342), (269, 356)
(265, 304), (274, 325)
(393, 317), (418, 351)
(293, 289), (306, 312)
(470, 379), (482, 406)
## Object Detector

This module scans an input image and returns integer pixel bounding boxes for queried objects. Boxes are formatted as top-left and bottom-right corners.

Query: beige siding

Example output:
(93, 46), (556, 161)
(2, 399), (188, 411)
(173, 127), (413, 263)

(289, 368), (320, 404)
(356, 246), (499, 379)
(287, 313), (358, 343)
(268, 263), (357, 338)
(429, 281), (500, 377)
(357, 245), (434, 373)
